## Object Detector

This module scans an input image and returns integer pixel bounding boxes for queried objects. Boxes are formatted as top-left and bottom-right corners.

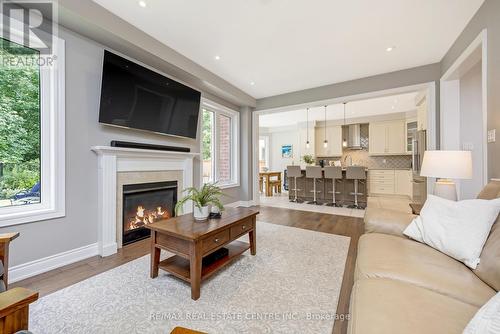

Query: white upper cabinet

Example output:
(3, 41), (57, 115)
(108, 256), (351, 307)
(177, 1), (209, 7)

(369, 120), (406, 155)
(315, 125), (343, 157)
(368, 122), (387, 155)
(386, 121), (406, 154)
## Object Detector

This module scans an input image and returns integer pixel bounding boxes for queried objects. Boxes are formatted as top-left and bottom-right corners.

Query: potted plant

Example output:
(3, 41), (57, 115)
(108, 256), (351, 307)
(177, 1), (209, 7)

(302, 154), (315, 166)
(175, 183), (224, 220)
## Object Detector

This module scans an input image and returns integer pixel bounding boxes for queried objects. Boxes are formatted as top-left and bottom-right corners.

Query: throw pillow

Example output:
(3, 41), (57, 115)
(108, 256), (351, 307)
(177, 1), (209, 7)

(463, 292), (500, 334)
(403, 194), (500, 269)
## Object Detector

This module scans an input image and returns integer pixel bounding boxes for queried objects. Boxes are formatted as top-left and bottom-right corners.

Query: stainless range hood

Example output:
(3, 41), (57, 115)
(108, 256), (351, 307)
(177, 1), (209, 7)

(345, 124), (362, 150)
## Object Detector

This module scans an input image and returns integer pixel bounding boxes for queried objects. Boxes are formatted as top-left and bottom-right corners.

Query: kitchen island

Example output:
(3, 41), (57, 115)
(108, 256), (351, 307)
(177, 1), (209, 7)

(287, 167), (367, 206)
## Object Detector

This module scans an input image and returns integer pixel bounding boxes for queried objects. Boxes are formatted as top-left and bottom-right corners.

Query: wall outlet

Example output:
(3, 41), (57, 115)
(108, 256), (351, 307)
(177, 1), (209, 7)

(488, 129), (496, 143)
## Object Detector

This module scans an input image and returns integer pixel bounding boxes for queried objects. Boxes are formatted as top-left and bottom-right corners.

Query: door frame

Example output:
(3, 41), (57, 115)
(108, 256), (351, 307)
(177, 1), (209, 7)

(251, 82), (437, 205)
(440, 29), (488, 195)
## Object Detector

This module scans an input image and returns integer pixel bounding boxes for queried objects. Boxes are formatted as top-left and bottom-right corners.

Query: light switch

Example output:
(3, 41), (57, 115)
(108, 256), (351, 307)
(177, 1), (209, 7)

(488, 129), (496, 143)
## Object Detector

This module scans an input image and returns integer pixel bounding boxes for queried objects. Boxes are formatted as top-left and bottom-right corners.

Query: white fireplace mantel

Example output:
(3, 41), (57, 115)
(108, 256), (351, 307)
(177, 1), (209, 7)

(91, 146), (199, 257)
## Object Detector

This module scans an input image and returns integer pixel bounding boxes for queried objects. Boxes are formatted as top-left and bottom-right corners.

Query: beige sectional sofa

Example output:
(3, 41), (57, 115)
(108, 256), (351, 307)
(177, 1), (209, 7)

(348, 181), (500, 334)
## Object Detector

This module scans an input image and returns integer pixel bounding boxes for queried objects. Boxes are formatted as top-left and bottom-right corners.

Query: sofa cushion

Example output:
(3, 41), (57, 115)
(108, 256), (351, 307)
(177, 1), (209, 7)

(348, 278), (478, 334)
(403, 195), (500, 269)
(355, 233), (495, 307)
(474, 180), (500, 291)
(477, 180), (500, 200)
(364, 207), (415, 237)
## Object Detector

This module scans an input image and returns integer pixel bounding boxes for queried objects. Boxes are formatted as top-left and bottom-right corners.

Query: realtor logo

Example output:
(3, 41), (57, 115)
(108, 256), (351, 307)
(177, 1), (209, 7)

(1, 0), (55, 54)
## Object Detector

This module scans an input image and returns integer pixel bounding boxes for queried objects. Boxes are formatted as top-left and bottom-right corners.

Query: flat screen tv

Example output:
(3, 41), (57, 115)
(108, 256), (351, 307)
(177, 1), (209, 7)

(98, 50), (201, 139)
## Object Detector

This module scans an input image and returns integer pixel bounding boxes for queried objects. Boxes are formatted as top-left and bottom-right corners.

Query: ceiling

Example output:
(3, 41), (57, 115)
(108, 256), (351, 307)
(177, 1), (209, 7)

(93, 0), (484, 99)
(259, 92), (418, 128)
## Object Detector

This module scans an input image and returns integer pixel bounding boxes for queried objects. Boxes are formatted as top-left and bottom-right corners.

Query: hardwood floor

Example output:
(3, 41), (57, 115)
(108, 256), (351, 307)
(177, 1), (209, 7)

(256, 206), (364, 334)
(11, 205), (363, 334)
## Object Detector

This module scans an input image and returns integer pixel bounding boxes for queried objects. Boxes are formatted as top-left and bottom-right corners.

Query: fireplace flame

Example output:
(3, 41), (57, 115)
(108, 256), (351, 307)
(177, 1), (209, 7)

(157, 206), (164, 215)
(125, 205), (171, 232)
(136, 206), (145, 218)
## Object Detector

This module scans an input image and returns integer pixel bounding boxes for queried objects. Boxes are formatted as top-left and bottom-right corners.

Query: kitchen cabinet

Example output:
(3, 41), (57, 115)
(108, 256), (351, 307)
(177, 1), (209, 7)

(369, 169), (412, 197)
(395, 170), (412, 196)
(369, 120), (406, 155)
(315, 125), (342, 157)
(368, 170), (395, 194)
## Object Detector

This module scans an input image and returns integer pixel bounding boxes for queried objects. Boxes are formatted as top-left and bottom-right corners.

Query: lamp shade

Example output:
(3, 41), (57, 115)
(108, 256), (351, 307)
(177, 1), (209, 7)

(420, 150), (472, 179)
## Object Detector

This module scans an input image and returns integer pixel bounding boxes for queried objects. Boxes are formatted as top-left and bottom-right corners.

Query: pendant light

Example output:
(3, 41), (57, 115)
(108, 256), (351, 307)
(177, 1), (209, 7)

(306, 108), (310, 149)
(343, 102), (348, 147)
(323, 105), (328, 148)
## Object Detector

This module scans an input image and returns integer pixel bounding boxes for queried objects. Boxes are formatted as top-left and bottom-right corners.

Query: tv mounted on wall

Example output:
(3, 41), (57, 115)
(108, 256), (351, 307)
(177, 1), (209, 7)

(98, 50), (201, 139)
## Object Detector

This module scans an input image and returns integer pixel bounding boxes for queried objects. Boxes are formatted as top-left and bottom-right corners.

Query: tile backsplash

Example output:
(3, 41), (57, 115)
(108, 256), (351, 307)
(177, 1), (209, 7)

(321, 150), (412, 169)
(318, 124), (412, 169)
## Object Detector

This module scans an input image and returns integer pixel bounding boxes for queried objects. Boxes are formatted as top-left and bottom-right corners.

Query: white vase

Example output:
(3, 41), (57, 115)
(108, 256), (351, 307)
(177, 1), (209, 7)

(193, 205), (209, 220)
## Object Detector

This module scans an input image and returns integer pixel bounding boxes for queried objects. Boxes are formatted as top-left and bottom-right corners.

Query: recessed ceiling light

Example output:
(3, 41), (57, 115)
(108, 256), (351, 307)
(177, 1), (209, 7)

(250, 81), (255, 86)
(214, 55), (221, 60)
(386, 46), (395, 52)
(391, 105), (395, 110)
(138, 1), (147, 8)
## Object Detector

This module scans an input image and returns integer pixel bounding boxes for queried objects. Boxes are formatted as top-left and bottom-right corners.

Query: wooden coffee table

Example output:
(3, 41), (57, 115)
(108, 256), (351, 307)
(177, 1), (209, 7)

(147, 207), (259, 300)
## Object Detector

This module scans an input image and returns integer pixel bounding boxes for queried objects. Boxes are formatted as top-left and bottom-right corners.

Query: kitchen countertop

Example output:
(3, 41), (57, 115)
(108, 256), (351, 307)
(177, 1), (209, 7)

(368, 168), (412, 170)
(297, 167), (410, 171)
(298, 167), (368, 172)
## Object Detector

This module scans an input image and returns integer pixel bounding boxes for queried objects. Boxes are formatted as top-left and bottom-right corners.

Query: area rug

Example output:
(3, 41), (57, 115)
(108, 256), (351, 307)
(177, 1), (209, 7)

(29, 222), (350, 334)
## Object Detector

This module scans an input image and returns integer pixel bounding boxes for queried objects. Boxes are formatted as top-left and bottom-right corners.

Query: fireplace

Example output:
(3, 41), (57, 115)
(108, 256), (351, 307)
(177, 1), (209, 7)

(122, 181), (177, 245)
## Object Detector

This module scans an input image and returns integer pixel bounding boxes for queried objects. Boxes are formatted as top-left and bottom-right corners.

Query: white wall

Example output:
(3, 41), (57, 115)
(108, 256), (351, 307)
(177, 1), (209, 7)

(262, 127), (301, 173)
(460, 62), (484, 199)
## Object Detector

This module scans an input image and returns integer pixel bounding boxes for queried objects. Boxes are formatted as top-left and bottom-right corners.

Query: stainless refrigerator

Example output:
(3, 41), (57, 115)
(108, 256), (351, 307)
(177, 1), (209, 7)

(411, 130), (427, 204)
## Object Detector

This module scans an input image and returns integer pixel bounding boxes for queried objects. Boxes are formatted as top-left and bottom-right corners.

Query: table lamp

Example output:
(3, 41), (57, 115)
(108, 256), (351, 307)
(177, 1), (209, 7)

(420, 150), (473, 201)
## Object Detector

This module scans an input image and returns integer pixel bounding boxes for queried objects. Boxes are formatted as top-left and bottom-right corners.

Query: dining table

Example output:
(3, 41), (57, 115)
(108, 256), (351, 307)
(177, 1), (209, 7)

(259, 171), (282, 197)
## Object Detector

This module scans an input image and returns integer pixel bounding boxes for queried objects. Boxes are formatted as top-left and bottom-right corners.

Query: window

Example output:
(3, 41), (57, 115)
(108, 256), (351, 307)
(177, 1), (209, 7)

(0, 38), (41, 209)
(202, 109), (215, 183)
(201, 101), (239, 188)
(0, 27), (65, 226)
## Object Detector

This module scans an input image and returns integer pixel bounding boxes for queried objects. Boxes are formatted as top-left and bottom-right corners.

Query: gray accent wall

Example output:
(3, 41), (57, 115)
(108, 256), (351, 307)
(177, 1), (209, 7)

(0, 25), (242, 266)
(441, 0), (500, 179)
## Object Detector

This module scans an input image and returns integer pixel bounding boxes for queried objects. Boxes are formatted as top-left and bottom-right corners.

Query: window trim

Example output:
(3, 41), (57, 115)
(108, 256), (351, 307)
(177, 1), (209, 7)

(201, 99), (239, 189)
(0, 20), (65, 227)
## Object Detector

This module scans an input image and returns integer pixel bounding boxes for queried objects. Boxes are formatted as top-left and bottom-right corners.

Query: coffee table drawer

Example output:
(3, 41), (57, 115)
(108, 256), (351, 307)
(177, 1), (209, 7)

(230, 220), (252, 239)
(202, 230), (230, 254)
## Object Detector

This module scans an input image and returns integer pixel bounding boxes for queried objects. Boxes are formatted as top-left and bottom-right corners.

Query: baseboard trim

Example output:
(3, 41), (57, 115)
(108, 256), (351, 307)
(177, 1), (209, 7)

(9, 243), (99, 283)
(225, 200), (257, 208)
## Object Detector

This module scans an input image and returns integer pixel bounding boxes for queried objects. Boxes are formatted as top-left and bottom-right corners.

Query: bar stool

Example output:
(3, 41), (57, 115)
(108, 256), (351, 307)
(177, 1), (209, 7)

(324, 166), (343, 207)
(306, 166), (323, 205)
(287, 166), (302, 202)
(346, 166), (366, 209)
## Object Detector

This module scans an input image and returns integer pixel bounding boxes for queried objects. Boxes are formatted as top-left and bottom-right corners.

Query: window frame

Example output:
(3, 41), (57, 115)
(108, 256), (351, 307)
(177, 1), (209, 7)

(0, 17), (65, 227)
(201, 99), (239, 189)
